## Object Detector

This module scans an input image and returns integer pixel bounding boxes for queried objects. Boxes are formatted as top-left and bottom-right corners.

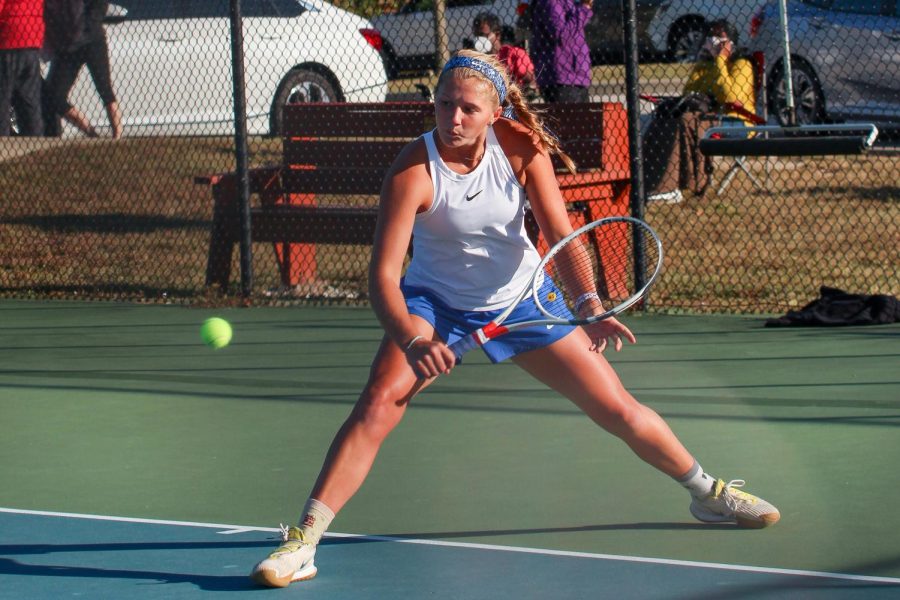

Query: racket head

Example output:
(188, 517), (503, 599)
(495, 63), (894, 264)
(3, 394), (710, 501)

(531, 216), (663, 323)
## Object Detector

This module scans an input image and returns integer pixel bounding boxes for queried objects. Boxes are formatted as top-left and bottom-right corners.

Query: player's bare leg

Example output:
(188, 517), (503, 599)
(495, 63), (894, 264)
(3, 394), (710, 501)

(251, 318), (436, 587)
(513, 328), (779, 528)
(310, 332), (435, 513)
(513, 328), (694, 477)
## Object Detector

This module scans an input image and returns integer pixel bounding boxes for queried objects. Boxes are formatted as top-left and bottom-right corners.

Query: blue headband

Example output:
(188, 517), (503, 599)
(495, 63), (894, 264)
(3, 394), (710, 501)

(442, 56), (507, 103)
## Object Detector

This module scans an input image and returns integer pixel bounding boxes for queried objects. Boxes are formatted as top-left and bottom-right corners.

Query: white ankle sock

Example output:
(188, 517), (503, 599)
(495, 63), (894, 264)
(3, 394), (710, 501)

(676, 461), (717, 499)
(298, 498), (335, 545)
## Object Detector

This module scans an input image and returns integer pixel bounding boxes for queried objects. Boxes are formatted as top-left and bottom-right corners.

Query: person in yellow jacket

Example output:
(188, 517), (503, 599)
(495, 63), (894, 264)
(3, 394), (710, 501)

(683, 19), (756, 128)
(643, 18), (757, 202)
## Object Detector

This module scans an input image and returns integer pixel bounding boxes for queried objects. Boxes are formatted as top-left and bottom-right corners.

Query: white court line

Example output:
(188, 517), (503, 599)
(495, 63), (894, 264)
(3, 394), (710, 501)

(2, 507), (899, 586)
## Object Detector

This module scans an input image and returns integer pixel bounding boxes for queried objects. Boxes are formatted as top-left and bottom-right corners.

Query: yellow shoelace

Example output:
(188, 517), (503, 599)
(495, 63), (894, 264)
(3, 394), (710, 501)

(271, 524), (307, 556)
(715, 479), (757, 505)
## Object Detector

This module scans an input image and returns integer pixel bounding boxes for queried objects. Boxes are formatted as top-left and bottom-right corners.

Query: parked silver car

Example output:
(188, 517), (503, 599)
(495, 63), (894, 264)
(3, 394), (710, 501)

(750, 0), (900, 126)
(646, 0), (762, 62)
(375, 0), (665, 74)
(512, 0), (667, 65)
(583, 0), (668, 64)
(372, 0), (524, 75)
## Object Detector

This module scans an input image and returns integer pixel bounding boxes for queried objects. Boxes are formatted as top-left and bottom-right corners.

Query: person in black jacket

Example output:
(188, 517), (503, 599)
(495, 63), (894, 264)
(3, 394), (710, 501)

(43, 0), (121, 138)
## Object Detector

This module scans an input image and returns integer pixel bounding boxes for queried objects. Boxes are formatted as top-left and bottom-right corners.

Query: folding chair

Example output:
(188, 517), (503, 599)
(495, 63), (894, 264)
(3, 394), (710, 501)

(639, 51), (769, 199)
(711, 51), (769, 195)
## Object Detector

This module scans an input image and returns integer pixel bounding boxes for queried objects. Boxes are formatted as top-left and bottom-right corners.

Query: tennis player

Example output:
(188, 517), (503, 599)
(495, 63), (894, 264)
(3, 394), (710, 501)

(251, 50), (780, 588)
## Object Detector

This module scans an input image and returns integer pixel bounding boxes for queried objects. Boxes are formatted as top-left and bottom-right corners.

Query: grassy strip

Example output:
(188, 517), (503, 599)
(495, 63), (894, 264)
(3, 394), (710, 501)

(388, 62), (693, 96)
(0, 137), (897, 312)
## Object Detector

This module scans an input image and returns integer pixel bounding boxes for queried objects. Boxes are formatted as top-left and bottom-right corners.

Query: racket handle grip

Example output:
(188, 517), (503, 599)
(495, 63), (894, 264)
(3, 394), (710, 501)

(449, 333), (480, 359)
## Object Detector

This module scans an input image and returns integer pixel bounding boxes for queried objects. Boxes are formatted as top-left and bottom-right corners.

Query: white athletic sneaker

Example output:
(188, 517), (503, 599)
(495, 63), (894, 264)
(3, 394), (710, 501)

(250, 524), (317, 587)
(690, 479), (781, 529)
(647, 189), (683, 204)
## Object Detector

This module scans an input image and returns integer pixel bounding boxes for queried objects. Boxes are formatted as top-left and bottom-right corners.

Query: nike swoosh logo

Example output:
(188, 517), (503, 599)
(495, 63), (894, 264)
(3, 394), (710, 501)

(466, 190), (483, 201)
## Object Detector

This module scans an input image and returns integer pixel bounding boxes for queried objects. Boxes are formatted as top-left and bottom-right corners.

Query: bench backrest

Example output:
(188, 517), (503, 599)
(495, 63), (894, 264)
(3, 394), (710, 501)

(280, 102), (629, 195)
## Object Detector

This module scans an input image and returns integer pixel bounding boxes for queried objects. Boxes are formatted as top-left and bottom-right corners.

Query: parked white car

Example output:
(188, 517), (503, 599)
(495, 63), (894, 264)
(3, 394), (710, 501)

(750, 0), (900, 127)
(62, 0), (388, 137)
(371, 0), (524, 75)
(646, 0), (763, 62)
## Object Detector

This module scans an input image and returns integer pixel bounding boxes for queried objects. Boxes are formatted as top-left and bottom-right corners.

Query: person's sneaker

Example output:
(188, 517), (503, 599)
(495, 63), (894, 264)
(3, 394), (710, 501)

(647, 189), (683, 204)
(250, 524), (317, 587)
(690, 479), (780, 529)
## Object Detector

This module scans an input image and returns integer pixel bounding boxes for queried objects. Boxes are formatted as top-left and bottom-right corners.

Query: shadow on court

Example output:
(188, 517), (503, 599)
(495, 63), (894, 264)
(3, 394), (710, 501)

(0, 558), (257, 593)
(2, 511), (899, 599)
(1, 301), (899, 597)
(375, 521), (726, 540)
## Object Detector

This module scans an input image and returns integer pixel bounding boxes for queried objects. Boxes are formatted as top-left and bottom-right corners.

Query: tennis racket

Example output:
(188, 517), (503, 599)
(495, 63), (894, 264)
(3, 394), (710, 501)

(449, 216), (663, 359)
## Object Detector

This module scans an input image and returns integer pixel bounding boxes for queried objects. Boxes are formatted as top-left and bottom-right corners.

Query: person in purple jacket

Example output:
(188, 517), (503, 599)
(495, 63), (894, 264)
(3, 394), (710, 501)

(529, 0), (593, 102)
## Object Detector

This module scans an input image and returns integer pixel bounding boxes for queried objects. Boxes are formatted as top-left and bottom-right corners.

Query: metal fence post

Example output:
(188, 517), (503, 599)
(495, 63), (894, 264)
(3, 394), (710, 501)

(229, 0), (253, 299)
(621, 0), (648, 293)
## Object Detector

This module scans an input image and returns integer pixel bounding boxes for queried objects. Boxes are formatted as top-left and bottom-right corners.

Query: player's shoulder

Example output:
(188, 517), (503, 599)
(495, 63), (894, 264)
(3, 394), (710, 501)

(386, 135), (430, 181)
(381, 134), (432, 211)
(493, 117), (546, 159)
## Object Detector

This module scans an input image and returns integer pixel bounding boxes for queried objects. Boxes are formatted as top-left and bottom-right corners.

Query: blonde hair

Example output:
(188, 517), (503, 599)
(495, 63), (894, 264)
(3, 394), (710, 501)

(436, 50), (576, 174)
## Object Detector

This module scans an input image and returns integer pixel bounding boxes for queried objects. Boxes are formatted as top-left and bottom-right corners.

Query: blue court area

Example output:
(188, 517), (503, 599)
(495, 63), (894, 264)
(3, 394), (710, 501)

(3, 509), (899, 599)
(1, 300), (899, 598)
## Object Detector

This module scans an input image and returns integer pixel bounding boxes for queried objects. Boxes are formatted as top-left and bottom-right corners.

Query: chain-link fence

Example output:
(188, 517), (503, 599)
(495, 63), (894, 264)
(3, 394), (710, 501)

(2, 0), (897, 313)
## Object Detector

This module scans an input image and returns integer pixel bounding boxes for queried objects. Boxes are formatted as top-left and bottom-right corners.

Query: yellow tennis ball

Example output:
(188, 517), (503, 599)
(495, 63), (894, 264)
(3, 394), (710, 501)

(547, 291), (557, 302)
(201, 317), (232, 349)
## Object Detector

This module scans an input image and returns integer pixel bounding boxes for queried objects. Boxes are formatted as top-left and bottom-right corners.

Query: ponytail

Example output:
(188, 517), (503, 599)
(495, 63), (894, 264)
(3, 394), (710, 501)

(439, 50), (577, 174)
(504, 85), (576, 174)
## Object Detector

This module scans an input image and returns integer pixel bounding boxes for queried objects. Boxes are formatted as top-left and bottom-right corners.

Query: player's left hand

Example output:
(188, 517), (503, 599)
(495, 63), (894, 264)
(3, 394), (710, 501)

(583, 317), (636, 353)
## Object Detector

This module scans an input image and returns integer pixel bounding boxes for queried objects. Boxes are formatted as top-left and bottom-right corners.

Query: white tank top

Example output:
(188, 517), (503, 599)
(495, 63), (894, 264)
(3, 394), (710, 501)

(403, 127), (541, 311)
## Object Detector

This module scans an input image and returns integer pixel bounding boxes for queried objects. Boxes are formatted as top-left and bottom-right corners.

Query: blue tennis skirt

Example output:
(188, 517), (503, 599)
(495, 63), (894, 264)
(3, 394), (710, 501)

(401, 279), (577, 363)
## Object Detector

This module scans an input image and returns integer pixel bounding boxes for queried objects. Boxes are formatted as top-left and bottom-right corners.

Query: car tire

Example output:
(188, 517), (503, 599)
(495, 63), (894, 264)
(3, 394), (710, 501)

(270, 68), (341, 136)
(668, 18), (705, 63)
(769, 58), (826, 126)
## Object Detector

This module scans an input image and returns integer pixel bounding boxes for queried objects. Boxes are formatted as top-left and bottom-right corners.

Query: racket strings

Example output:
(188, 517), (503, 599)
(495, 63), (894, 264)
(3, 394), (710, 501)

(538, 222), (660, 319)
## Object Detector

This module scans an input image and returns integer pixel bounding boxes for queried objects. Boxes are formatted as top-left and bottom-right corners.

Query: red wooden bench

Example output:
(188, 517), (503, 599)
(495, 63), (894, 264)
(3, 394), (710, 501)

(199, 102), (631, 294)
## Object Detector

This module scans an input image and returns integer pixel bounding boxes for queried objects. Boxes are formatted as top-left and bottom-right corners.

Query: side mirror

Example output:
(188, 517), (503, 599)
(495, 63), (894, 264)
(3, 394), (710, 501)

(104, 3), (129, 25)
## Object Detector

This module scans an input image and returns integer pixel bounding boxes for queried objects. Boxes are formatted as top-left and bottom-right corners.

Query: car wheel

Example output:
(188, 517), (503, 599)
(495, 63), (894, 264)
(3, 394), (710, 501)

(270, 68), (340, 136)
(769, 59), (825, 126)
(668, 19), (705, 63)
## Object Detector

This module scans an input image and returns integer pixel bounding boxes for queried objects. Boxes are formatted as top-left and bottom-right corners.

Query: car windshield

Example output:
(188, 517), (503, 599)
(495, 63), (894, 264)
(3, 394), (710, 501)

(244, 0), (306, 18)
(111, 0), (305, 20)
(399, 0), (491, 13)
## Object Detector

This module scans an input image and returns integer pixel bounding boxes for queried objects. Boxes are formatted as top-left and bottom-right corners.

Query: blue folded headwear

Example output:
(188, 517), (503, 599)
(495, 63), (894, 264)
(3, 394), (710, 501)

(442, 56), (507, 104)
(441, 55), (557, 138)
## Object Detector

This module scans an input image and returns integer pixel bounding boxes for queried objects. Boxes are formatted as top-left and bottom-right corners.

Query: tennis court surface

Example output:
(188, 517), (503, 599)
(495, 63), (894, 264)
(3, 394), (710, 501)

(1, 300), (898, 598)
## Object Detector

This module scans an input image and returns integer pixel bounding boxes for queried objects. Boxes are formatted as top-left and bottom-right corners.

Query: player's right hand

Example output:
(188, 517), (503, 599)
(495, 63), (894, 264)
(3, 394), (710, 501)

(405, 339), (456, 378)
(583, 317), (636, 353)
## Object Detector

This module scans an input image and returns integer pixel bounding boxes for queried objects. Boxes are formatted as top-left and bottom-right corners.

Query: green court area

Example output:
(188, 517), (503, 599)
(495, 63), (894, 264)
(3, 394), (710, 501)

(1, 300), (898, 597)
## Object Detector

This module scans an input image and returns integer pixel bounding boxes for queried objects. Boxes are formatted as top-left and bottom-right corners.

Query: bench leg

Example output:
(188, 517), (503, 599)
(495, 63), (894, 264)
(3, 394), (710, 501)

(206, 177), (239, 289)
(272, 193), (318, 287)
(587, 183), (631, 300)
(560, 183), (631, 300)
(525, 183), (631, 302)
